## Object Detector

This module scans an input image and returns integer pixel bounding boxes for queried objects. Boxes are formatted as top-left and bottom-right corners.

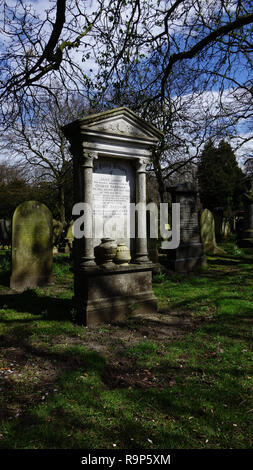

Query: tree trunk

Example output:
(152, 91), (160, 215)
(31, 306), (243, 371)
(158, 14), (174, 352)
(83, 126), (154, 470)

(153, 155), (166, 203)
(59, 185), (66, 223)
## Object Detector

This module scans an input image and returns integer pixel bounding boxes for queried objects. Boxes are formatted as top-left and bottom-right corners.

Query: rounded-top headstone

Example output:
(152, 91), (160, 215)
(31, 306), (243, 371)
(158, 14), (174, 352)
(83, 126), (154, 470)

(200, 208), (225, 255)
(10, 201), (53, 291)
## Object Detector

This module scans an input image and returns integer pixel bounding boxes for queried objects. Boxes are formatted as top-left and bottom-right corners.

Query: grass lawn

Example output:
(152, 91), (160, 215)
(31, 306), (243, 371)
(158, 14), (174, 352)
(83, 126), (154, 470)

(0, 238), (252, 449)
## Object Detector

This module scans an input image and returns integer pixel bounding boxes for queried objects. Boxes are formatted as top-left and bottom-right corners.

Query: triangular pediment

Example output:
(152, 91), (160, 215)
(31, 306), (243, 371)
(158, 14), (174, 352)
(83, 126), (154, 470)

(78, 107), (163, 141)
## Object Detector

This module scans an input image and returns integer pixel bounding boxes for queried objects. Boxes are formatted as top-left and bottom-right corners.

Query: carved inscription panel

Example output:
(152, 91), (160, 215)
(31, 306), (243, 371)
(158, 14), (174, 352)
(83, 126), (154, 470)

(92, 157), (135, 247)
(180, 196), (200, 243)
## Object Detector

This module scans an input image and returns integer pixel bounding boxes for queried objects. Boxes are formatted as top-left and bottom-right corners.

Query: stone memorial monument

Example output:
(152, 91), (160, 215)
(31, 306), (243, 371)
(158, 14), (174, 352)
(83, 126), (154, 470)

(10, 201), (53, 290)
(63, 107), (163, 325)
(162, 182), (206, 272)
(200, 208), (225, 255)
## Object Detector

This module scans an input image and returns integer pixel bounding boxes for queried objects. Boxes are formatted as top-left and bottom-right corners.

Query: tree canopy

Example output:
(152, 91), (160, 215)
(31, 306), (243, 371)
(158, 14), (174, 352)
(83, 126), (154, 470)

(197, 140), (246, 213)
(0, 1), (252, 120)
(0, 1), (252, 210)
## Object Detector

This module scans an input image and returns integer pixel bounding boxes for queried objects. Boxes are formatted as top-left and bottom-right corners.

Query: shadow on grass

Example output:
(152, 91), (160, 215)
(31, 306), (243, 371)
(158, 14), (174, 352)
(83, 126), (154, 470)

(0, 245), (252, 448)
(0, 319), (252, 449)
(0, 297), (252, 448)
(208, 257), (253, 267)
(0, 289), (73, 321)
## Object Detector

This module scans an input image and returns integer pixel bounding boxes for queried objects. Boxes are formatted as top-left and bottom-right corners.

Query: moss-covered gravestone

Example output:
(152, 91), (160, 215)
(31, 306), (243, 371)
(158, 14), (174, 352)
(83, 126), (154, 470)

(52, 219), (63, 246)
(10, 201), (53, 290)
(200, 208), (225, 255)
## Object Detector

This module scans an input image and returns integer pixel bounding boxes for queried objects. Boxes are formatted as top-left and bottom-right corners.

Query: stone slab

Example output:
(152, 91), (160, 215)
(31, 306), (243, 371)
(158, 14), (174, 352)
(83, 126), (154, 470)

(73, 264), (157, 325)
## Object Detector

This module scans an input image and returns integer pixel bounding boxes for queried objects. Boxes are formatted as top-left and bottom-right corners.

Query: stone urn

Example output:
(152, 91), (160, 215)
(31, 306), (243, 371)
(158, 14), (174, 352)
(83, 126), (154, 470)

(97, 238), (117, 264)
(115, 243), (131, 265)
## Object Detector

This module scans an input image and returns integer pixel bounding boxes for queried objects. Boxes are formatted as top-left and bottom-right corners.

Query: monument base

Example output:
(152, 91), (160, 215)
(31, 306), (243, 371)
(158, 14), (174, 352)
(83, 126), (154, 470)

(161, 243), (206, 273)
(73, 263), (157, 326)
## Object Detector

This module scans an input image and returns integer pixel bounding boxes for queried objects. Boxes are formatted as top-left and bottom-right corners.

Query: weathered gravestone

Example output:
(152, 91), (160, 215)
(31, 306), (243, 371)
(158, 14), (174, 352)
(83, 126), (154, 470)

(53, 220), (63, 245)
(213, 208), (232, 241)
(63, 107), (163, 325)
(10, 201), (53, 290)
(162, 182), (206, 272)
(200, 208), (225, 255)
(52, 219), (63, 254)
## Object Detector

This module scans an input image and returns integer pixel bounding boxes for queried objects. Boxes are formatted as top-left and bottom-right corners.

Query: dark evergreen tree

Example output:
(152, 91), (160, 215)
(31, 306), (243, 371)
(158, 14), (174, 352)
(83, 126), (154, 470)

(198, 140), (246, 214)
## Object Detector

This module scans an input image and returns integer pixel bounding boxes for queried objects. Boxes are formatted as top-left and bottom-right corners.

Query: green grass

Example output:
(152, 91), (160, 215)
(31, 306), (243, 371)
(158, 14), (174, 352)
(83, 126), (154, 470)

(0, 241), (252, 449)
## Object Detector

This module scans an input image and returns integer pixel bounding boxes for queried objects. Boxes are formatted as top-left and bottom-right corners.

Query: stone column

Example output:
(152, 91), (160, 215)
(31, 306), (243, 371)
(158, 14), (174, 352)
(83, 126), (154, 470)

(135, 157), (150, 264)
(80, 151), (97, 268)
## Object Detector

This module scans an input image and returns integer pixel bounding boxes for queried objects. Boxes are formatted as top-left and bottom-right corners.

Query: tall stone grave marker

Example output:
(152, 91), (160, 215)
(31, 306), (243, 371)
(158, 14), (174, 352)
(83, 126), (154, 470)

(162, 182), (205, 272)
(200, 208), (225, 255)
(63, 107), (163, 325)
(10, 201), (53, 290)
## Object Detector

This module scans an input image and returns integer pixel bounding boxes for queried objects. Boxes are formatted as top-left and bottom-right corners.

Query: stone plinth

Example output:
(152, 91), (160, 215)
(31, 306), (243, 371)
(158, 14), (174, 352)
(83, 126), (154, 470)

(163, 182), (206, 272)
(74, 264), (157, 326)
